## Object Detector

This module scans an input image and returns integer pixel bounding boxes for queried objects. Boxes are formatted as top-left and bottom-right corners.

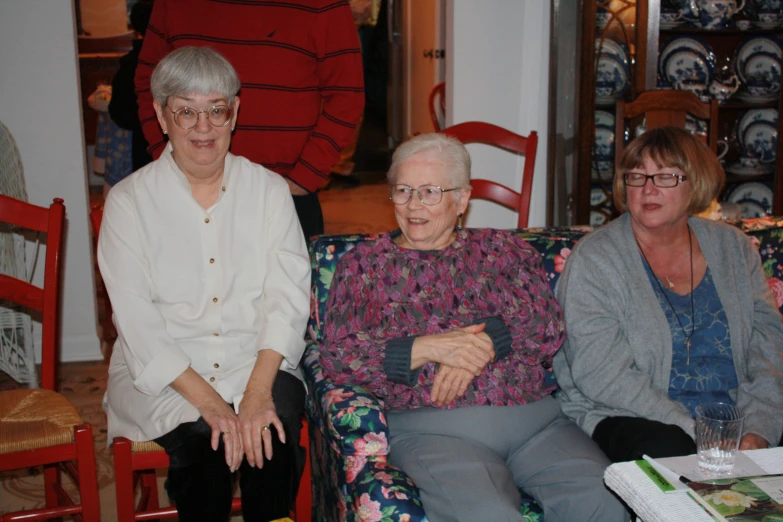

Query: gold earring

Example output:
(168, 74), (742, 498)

(458, 213), (464, 229)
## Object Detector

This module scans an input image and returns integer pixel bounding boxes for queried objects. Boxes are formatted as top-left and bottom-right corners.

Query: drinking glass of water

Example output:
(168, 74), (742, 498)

(695, 402), (744, 475)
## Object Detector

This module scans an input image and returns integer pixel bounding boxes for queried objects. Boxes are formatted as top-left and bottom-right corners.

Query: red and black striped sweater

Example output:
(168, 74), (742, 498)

(136, 0), (365, 192)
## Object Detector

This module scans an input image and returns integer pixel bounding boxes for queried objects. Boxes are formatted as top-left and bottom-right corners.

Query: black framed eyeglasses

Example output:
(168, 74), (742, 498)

(388, 184), (463, 205)
(623, 172), (687, 188)
(167, 105), (233, 130)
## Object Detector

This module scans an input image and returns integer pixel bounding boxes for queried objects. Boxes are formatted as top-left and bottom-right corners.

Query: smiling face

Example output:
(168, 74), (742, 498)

(153, 92), (239, 179)
(392, 153), (470, 251)
(625, 155), (692, 233)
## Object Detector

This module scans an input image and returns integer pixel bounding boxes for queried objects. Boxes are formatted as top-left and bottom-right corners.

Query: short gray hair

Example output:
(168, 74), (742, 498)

(150, 47), (241, 106)
(388, 133), (471, 187)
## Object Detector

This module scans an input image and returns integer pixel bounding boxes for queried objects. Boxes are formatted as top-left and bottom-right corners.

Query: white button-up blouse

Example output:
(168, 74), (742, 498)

(98, 147), (310, 442)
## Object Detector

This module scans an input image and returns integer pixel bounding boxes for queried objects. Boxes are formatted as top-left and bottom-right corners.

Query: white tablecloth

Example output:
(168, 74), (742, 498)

(604, 448), (783, 522)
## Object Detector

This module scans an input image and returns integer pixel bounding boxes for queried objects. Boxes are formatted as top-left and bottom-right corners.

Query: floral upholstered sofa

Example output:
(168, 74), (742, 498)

(301, 217), (783, 522)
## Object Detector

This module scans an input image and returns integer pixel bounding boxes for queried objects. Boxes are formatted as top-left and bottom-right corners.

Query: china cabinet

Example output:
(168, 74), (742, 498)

(558, 0), (783, 225)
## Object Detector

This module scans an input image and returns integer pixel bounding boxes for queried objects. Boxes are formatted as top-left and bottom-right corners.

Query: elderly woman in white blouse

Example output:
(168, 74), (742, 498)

(98, 47), (310, 522)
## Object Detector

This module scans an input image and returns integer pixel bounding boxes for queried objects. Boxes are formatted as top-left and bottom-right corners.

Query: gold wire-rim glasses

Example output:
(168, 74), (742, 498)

(167, 105), (233, 130)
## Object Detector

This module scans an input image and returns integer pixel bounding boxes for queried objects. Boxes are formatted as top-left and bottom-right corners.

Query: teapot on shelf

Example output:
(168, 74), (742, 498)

(685, 0), (747, 28)
(708, 73), (741, 103)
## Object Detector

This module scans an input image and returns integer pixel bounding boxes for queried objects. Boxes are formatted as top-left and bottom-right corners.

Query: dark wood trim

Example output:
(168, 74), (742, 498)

(574, 0), (596, 225)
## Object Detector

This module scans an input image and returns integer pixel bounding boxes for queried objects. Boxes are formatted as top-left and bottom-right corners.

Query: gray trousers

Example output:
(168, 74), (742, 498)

(387, 396), (629, 522)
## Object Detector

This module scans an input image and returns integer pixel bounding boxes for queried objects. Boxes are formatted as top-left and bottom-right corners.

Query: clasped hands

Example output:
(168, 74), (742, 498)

(413, 323), (495, 407)
(197, 392), (285, 472)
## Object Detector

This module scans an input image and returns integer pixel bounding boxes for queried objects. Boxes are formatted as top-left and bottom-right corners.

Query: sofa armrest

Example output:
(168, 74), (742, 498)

(348, 458), (427, 521)
(302, 341), (390, 458)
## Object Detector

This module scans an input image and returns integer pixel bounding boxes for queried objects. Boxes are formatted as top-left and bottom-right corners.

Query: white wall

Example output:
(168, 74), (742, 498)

(0, 0), (101, 363)
(447, 0), (550, 228)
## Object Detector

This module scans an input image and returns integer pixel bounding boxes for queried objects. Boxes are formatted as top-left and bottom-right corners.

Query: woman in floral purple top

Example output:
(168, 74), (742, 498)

(320, 133), (628, 522)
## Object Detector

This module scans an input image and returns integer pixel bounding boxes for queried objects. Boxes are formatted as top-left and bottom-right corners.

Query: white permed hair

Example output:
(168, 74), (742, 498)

(150, 47), (241, 106)
(388, 133), (471, 188)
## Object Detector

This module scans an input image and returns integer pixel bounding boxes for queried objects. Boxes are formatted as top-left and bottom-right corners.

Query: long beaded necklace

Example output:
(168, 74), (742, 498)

(634, 228), (695, 365)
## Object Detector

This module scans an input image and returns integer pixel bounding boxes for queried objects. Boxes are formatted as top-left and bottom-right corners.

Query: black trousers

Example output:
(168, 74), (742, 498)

(592, 416), (697, 463)
(154, 371), (306, 522)
(292, 191), (324, 242)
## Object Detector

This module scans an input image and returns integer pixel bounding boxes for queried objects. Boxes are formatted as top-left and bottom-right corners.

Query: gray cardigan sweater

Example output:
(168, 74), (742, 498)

(553, 213), (783, 445)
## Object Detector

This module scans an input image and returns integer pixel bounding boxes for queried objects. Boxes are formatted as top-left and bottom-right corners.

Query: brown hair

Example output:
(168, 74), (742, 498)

(612, 126), (724, 214)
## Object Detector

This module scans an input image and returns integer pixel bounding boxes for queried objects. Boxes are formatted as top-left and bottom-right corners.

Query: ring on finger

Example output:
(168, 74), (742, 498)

(262, 425), (271, 431)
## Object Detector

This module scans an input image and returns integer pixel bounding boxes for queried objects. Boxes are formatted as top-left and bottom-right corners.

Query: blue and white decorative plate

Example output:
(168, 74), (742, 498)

(600, 37), (628, 61)
(736, 199), (768, 218)
(736, 37), (783, 96)
(593, 126), (616, 174)
(595, 110), (615, 129)
(590, 186), (609, 207)
(737, 108), (778, 150)
(662, 50), (714, 93)
(659, 37), (715, 87)
(595, 38), (630, 103)
(727, 181), (774, 215)
(735, 90), (780, 104)
(742, 121), (778, 163)
(724, 161), (775, 176)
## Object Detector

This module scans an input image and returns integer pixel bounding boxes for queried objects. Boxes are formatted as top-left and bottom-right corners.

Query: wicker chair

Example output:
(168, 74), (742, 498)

(0, 119), (36, 386)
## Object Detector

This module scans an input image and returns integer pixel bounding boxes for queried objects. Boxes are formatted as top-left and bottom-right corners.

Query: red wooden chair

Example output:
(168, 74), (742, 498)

(89, 204), (116, 357)
(0, 195), (100, 522)
(90, 205), (312, 521)
(429, 81), (446, 131)
(440, 122), (539, 228)
(615, 90), (720, 164)
(112, 421), (311, 521)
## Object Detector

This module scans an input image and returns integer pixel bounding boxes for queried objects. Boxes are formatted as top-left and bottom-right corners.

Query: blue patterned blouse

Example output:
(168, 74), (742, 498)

(641, 262), (739, 416)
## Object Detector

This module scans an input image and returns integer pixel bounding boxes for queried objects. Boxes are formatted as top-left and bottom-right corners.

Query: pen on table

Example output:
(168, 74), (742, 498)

(642, 454), (693, 487)
(678, 474), (695, 485)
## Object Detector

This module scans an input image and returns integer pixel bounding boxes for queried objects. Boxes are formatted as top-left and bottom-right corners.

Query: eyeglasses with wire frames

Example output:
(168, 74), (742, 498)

(623, 172), (688, 188)
(167, 105), (233, 130)
(388, 184), (464, 205)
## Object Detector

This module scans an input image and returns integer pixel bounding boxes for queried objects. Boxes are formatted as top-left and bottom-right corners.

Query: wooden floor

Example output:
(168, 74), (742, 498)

(320, 179), (397, 235)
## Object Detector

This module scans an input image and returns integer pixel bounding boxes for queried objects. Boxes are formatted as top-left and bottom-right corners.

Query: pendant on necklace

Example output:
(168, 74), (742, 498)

(685, 337), (691, 365)
(665, 275), (675, 289)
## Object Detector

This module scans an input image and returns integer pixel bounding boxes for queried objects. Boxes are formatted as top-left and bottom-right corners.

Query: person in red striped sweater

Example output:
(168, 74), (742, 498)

(135, 0), (365, 240)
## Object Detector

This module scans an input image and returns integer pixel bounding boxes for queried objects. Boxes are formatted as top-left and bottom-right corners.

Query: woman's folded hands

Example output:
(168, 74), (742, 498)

(197, 393), (286, 471)
(411, 323), (496, 407)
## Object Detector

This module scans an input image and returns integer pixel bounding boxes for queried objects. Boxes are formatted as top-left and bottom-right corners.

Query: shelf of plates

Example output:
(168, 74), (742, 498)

(575, 0), (650, 226)
(653, 0), (783, 219)
(575, 0), (783, 224)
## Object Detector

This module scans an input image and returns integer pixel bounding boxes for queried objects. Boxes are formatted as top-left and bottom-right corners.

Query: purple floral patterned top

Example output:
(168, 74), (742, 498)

(320, 228), (565, 410)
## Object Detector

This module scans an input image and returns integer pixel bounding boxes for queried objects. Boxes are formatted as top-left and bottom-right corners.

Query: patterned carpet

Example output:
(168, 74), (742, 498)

(0, 177), (396, 519)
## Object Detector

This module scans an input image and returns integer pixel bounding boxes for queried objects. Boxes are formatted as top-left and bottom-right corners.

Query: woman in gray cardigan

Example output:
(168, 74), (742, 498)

(553, 127), (783, 462)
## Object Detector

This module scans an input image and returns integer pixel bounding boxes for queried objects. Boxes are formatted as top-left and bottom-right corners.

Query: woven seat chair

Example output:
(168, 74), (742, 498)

(0, 194), (100, 522)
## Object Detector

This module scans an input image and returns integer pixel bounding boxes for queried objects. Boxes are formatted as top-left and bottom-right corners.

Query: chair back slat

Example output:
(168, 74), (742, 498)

(0, 194), (65, 390)
(615, 90), (720, 167)
(440, 122), (538, 228)
(429, 82), (446, 131)
(470, 180), (523, 209)
(0, 274), (44, 311)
